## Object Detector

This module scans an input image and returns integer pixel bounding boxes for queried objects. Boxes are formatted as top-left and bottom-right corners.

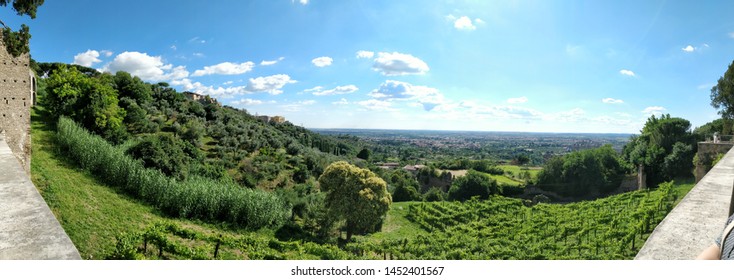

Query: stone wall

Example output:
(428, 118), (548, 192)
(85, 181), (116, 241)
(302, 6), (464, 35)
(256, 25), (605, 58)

(0, 33), (34, 175)
(635, 144), (734, 259)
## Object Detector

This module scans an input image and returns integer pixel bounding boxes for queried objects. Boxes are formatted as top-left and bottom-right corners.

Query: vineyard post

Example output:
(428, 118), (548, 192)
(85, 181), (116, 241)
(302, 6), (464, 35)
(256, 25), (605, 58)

(213, 234), (222, 259)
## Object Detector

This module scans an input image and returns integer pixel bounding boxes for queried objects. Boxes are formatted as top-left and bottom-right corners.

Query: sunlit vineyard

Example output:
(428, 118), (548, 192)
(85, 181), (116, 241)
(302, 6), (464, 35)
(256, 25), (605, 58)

(391, 181), (678, 259)
(111, 182), (685, 260)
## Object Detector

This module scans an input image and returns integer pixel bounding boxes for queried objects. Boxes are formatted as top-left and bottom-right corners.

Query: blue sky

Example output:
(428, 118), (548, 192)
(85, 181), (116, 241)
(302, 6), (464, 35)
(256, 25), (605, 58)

(3, 0), (734, 133)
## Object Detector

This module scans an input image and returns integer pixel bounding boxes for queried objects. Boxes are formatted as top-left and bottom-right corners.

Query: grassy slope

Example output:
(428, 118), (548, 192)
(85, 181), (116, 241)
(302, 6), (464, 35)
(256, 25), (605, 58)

(30, 108), (252, 259)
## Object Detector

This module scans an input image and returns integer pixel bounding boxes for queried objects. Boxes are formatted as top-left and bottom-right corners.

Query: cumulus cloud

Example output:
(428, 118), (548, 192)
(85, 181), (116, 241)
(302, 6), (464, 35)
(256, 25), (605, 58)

(619, 69), (635, 77)
(192, 61), (255, 76)
(231, 98), (265, 106)
(171, 74), (295, 96)
(101, 50), (114, 57)
(307, 85), (358, 96)
(260, 57), (284, 66)
(602, 98), (624, 104)
(507, 96), (528, 104)
(356, 50), (374, 59)
(103, 51), (189, 81)
(372, 52), (429, 76)
(454, 16), (477, 30)
(73, 50), (102, 67)
(682, 45), (695, 52)
(312, 56), (333, 67)
(642, 106), (666, 115)
(244, 74), (297, 95)
(369, 80), (446, 111)
(171, 79), (246, 96)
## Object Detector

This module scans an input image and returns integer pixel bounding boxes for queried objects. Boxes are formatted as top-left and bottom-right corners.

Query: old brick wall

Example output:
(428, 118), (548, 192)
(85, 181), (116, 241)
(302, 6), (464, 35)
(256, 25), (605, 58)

(0, 33), (33, 175)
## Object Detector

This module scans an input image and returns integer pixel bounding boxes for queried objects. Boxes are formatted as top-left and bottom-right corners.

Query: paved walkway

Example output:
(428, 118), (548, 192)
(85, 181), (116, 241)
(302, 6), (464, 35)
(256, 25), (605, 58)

(635, 145), (734, 259)
(0, 134), (80, 259)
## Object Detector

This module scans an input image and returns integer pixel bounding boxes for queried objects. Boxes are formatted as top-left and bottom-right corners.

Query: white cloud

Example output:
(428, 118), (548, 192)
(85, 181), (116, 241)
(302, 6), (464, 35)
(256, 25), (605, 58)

(232, 98), (265, 106)
(73, 50), (102, 67)
(172, 74), (295, 96)
(311, 56), (333, 67)
(602, 98), (624, 104)
(372, 52), (429, 76)
(170, 45), (177, 51)
(295, 0), (308, 4)
(682, 45), (695, 52)
(474, 18), (485, 25)
(171, 79), (246, 96)
(464, 102), (543, 120)
(223, 81), (233, 85)
(369, 80), (447, 111)
(356, 50), (374, 59)
(619, 69), (635, 77)
(358, 99), (393, 111)
(454, 16), (477, 30)
(103, 51), (189, 81)
(192, 61), (255, 76)
(507, 96), (528, 104)
(308, 85), (358, 96)
(244, 74), (297, 95)
(553, 108), (586, 122)
(642, 106), (666, 115)
(189, 37), (206, 44)
(101, 50), (114, 57)
(192, 52), (205, 57)
(332, 98), (349, 105)
(260, 57), (284, 66)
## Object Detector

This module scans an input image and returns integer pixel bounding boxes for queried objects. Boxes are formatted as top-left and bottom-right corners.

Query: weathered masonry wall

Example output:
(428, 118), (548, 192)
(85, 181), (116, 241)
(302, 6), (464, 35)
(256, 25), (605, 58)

(0, 133), (80, 259)
(635, 145), (734, 260)
(0, 33), (35, 175)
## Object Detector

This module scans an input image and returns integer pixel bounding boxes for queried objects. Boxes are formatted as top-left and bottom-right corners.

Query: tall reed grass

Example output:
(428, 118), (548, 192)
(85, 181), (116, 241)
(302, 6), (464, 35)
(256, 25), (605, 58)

(56, 116), (289, 229)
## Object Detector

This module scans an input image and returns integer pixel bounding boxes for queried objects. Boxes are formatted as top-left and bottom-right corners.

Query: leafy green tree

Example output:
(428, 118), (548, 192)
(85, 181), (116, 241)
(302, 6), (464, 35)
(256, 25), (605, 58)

(45, 65), (126, 141)
(711, 60), (734, 120)
(114, 71), (153, 104)
(318, 161), (392, 241)
(622, 114), (695, 187)
(423, 187), (447, 202)
(356, 148), (371, 160)
(448, 170), (500, 201)
(1, 0), (43, 57)
(538, 145), (626, 197)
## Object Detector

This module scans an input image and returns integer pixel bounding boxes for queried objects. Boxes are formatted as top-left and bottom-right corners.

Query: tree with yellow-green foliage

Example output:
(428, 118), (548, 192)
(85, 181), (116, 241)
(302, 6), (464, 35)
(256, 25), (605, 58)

(318, 161), (391, 241)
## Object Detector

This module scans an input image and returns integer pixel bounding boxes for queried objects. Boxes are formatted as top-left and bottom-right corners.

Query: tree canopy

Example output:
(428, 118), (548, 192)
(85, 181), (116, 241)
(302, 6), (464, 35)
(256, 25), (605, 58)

(537, 145), (627, 197)
(622, 114), (695, 187)
(448, 169), (500, 201)
(1, 0), (43, 57)
(318, 161), (391, 241)
(711, 60), (734, 120)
